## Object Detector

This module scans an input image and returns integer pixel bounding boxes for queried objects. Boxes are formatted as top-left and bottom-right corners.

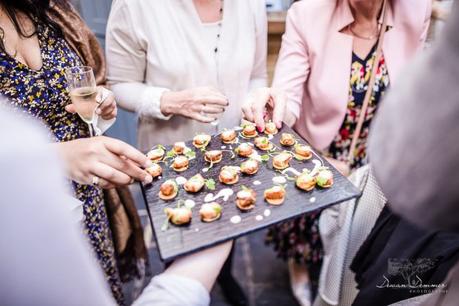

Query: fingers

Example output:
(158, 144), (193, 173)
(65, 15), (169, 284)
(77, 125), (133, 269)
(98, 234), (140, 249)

(91, 162), (133, 186)
(101, 150), (153, 184)
(199, 95), (229, 107)
(95, 87), (117, 120)
(191, 112), (217, 123)
(251, 102), (266, 132)
(65, 104), (76, 114)
(103, 137), (152, 168)
(201, 105), (225, 114)
(241, 102), (255, 123)
(271, 89), (287, 129)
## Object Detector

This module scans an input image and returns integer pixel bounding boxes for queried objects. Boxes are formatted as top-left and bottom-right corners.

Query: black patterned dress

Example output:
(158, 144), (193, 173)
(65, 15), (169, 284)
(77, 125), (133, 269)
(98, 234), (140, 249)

(0, 23), (124, 304)
(266, 45), (390, 268)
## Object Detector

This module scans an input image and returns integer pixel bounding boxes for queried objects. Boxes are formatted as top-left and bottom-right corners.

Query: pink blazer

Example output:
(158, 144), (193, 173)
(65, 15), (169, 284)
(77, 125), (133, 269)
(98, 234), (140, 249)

(273, 0), (431, 150)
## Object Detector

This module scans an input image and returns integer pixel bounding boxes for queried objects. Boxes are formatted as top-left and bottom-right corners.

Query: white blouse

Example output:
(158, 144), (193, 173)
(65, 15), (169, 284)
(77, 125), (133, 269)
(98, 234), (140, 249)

(106, 0), (267, 150)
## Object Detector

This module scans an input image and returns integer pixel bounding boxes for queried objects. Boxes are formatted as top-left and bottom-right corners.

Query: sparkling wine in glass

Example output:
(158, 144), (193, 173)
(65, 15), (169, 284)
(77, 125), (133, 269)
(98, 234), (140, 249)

(65, 66), (99, 137)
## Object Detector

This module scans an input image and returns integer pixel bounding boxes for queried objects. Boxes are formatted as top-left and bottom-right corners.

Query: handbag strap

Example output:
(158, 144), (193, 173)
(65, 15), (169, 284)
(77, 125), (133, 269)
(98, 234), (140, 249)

(347, 0), (389, 165)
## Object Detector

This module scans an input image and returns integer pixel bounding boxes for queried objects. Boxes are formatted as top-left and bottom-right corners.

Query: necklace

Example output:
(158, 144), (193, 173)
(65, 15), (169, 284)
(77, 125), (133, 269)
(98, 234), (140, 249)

(348, 23), (379, 40)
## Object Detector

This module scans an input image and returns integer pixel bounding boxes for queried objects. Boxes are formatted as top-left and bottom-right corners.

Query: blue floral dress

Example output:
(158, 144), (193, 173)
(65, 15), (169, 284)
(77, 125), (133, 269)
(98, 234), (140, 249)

(0, 23), (124, 304)
(266, 45), (390, 270)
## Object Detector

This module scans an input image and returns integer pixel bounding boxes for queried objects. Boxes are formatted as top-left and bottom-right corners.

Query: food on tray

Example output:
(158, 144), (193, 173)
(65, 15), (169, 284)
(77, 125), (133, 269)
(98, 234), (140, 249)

(172, 155), (189, 172)
(193, 133), (211, 149)
(264, 121), (278, 135)
(241, 123), (258, 138)
(199, 202), (222, 222)
(254, 136), (273, 151)
(236, 188), (256, 211)
(165, 207), (192, 225)
(272, 152), (292, 170)
(240, 159), (259, 175)
(296, 171), (316, 192)
(295, 144), (313, 160)
(280, 133), (296, 146)
(145, 163), (162, 178)
(219, 166), (240, 185)
(316, 168), (334, 188)
(147, 147), (165, 162)
(159, 179), (179, 200)
(264, 185), (286, 205)
(184, 174), (205, 193)
(220, 129), (237, 144)
(235, 143), (254, 157)
(173, 142), (186, 155)
(204, 150), (223, 164)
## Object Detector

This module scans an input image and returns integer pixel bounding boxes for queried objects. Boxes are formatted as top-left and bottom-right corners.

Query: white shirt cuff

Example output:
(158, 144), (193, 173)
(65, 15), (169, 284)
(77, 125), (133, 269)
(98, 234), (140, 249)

(139, 87), (172, 120)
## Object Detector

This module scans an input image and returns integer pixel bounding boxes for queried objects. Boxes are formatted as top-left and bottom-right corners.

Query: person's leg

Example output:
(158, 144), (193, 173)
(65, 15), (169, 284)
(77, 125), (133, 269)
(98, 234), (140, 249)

(217, 243), (248, 306)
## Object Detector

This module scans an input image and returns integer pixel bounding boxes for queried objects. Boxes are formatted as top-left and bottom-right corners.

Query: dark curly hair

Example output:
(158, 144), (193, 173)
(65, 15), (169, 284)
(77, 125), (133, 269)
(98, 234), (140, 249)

(0, 0), (69, 52)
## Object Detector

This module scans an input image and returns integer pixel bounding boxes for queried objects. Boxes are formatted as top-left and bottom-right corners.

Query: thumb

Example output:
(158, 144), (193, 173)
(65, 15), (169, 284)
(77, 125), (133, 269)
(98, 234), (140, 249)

(65, 104), (76, 114)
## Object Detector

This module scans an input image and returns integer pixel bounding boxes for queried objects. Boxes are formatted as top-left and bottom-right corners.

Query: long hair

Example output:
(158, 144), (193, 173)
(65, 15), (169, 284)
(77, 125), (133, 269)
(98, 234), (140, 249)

(0, 0), (69, 52)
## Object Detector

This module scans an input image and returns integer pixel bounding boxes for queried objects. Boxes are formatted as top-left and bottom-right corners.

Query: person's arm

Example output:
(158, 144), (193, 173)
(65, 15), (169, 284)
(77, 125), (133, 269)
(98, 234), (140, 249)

(0, 108), (117, 306)
(248, 0), (268, 91)
(53, 136), (153, 189)
(105, 0), (171, 119)
(105, 1), (227, 123)
(133, 242), (232, 306)
(369, 1), (459, 231)
(242, 3), (310, 130)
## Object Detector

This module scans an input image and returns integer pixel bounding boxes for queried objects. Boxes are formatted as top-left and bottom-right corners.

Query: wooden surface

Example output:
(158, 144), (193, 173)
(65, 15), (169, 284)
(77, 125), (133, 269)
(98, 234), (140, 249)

(143, 126), (360, 261)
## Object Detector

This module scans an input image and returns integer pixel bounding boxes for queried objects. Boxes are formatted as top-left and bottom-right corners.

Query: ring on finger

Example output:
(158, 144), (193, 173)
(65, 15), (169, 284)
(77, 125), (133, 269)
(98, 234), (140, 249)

(92, 176), (100, 186)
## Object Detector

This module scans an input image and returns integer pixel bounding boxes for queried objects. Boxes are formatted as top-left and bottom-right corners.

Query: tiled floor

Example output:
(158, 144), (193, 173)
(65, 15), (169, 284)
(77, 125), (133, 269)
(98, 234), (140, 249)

(128, 183), (299, 306)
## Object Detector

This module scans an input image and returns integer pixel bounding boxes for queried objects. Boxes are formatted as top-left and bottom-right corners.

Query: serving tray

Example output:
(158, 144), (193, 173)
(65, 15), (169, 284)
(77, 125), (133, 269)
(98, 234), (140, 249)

(142, 125), (360, 261)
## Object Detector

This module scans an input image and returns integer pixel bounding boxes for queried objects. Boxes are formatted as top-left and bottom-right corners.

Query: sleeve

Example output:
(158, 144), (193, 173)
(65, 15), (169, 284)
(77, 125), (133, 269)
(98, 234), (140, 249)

(248, 0), (268, 91)
(369, 1), (459, 231)
(133, 274), (210, 306)
(272, 4), (311, 121)
(105, 0), (171, 120)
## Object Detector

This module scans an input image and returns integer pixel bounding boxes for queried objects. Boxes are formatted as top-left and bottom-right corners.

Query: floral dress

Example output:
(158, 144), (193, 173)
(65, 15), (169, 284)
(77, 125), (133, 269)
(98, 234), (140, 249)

(0, 23), (124, 305)
(266, 45), (390, 269)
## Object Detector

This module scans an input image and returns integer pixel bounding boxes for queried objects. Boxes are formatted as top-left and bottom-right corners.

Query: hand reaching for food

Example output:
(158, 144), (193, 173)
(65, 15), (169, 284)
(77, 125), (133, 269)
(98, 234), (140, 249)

(53, 136), (153, 188)
(160, 86), (229, 123)
(242, 87), (294, 132)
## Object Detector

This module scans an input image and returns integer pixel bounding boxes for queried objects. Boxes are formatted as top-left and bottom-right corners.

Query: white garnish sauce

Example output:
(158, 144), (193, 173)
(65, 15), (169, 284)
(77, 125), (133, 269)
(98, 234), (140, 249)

(202, 168), (209, 173)
(309, 197), (316, 203)
(282, 167), (301, 177)
(253, 180), (262, 186)
(204, 188), (234, 203)
(184, 199), (195, 209)
(230, 215), (242, 224)
(175, 176), (187, 185)
(272, 176), (287, 185)
(221, 146), (226, 149)
(255, 215), (263, 221)
(264, 209), (271, 217)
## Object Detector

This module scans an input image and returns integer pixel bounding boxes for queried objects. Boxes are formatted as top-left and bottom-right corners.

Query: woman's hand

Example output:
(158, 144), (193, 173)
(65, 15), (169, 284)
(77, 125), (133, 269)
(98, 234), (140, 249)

(54, 136), (153, 189)
(242, 87), (290, 132)
(160, 87), (228, 123)
(65, 86), (118, 121)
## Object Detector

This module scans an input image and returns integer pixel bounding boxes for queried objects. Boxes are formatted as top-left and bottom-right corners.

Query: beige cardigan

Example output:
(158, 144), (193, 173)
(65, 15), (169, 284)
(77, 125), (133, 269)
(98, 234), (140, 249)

(106, 0), (267, 150)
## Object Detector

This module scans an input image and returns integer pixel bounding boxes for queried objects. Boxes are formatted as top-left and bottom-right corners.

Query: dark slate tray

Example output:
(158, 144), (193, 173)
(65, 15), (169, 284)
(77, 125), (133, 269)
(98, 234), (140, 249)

(142, 125), (361, 261)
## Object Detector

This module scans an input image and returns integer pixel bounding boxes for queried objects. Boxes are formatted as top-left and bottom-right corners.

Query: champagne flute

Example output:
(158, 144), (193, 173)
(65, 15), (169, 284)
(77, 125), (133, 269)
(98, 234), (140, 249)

(65, 66), (99, 137)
